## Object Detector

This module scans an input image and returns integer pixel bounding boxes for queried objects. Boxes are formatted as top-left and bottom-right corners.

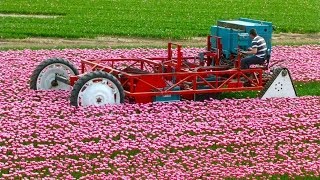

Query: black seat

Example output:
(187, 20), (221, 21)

(251, 54), (270, 70)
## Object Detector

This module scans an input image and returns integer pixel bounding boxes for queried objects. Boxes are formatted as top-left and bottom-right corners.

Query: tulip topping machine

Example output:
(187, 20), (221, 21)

(30, 18), (296, 107)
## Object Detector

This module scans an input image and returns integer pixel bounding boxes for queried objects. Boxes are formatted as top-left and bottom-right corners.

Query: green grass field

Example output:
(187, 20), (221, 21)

(0, 0), (319, 39)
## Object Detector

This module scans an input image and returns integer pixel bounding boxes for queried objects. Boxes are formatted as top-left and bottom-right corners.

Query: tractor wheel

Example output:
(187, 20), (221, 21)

(30, 58), (79, 90)
(70, 71), (125, 107)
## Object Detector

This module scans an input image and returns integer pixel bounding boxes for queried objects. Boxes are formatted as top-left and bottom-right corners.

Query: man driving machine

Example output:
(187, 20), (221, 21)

(240, 29), (267, 69)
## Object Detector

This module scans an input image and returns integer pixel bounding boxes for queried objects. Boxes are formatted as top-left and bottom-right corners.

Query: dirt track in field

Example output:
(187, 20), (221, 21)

(0, 13), (60, 19)
(0, 33), (319, 49)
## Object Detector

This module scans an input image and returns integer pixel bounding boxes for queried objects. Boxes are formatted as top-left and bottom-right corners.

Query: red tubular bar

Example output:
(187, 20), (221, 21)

(124, 86), (262, 97)
(216, 37), (222, 63)
(120, 70), (263, 96)
(205, 36), (223, 66)
(81, 62), (85, 74)
(207, 36), (211, 51)
(168, 43), (183, 72)
(168, 43), (172, 60)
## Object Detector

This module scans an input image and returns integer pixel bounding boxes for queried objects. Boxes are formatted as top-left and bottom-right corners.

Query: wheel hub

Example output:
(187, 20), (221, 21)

(37, 63), (75, 90)
(51, 80), (58, 87)
(96, 97), (102, 103)
(78, 78), (120, 107)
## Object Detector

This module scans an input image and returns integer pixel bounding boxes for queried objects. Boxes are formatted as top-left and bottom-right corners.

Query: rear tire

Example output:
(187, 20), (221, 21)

(30, 58), (79, 90)
(70, 71), (125, 107)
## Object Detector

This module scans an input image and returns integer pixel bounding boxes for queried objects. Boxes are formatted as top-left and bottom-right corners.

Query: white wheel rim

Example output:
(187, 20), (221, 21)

(37, 63), (75, 90)
(78, 78), (121, 107)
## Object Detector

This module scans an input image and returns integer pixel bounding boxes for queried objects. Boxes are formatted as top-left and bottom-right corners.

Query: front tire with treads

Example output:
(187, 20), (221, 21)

(70, 71), (125, 107)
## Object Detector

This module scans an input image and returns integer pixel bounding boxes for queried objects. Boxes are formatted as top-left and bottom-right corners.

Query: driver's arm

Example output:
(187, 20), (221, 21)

(243, 48), (257, 55)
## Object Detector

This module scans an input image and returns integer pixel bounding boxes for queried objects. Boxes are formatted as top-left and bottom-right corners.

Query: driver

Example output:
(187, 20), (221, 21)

(240, 29), (267, 69)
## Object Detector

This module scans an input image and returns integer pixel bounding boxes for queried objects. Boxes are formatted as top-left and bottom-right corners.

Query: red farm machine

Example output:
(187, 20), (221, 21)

(30, 18), (296, 107)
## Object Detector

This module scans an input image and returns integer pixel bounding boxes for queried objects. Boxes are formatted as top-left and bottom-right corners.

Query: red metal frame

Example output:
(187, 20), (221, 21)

(69, 38), (267, 103)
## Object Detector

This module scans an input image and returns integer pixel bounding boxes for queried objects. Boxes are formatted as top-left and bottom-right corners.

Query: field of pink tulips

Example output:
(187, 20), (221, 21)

(0, 45), (319, 179)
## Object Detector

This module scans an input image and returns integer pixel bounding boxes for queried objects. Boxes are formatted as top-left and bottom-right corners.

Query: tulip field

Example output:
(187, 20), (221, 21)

(0, 45), (319, 179)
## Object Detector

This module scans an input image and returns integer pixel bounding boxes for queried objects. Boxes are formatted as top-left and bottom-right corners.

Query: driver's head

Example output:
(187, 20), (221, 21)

(249, 29), (257, 39)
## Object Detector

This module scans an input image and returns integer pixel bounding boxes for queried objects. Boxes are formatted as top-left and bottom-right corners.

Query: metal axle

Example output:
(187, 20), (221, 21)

(55, 74), (70, 85)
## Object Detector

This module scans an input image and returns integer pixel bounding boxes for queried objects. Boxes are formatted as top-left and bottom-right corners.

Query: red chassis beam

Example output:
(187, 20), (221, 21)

(68, 42), (266, 102)
(70, 58), (264, 95)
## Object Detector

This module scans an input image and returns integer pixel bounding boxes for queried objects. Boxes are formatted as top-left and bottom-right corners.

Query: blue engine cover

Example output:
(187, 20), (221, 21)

(210, 18), (273, 59)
